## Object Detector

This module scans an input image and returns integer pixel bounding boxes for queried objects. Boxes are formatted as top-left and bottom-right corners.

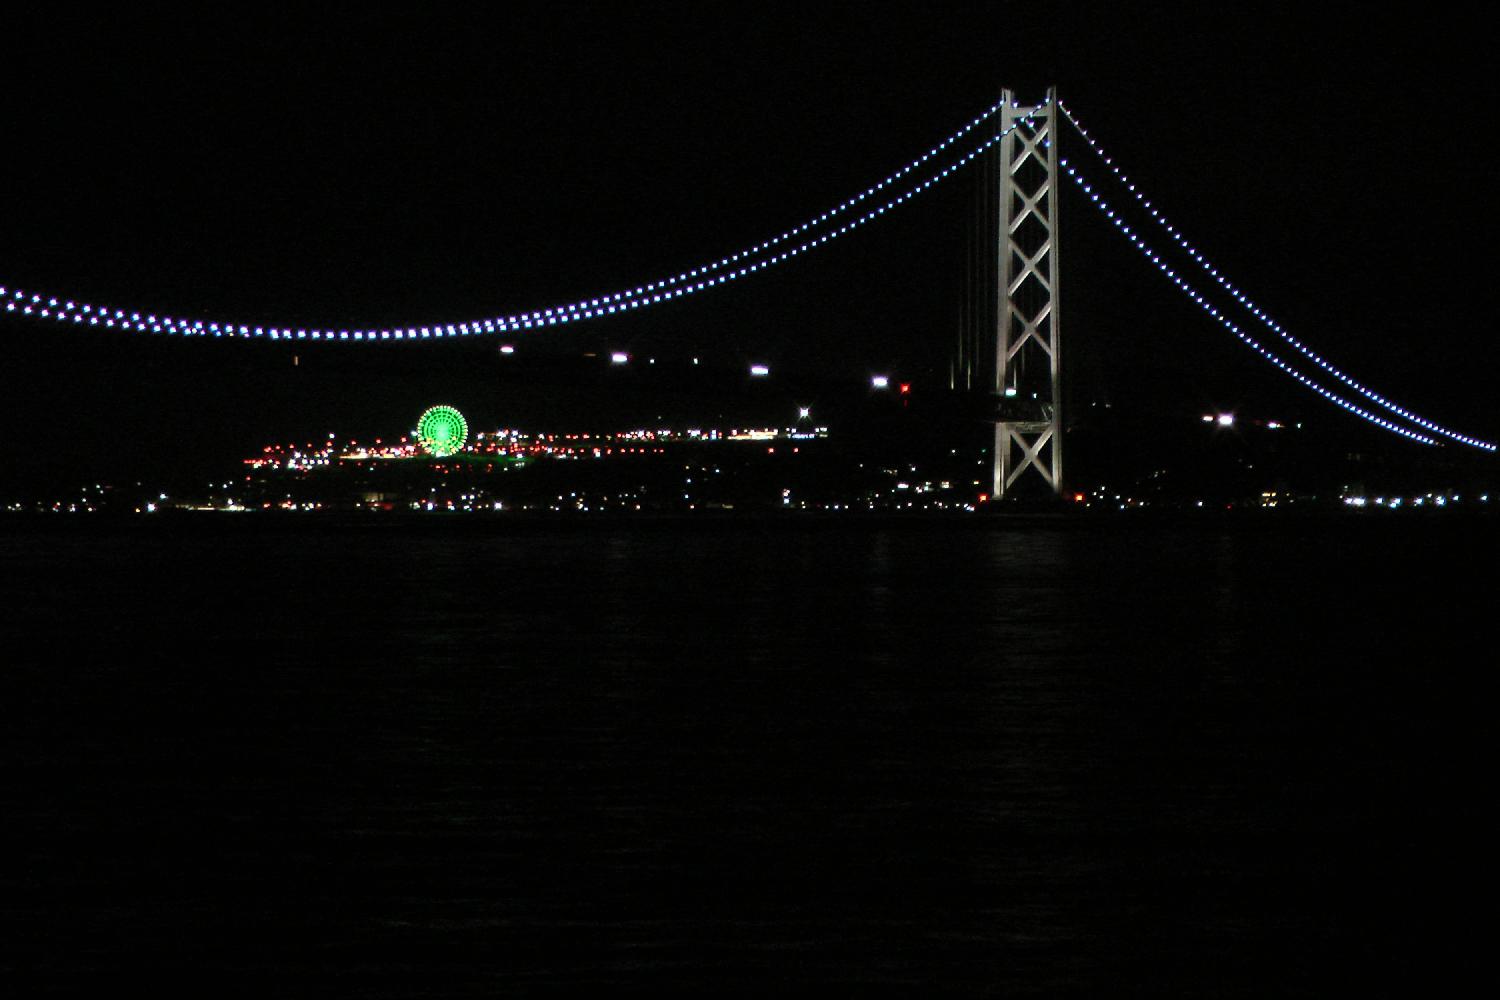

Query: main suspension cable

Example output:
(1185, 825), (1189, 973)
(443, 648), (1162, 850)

(1062, 157), (1437, 447)
(2, 98), (1018, 344)
(1059, 100), (1493, 452)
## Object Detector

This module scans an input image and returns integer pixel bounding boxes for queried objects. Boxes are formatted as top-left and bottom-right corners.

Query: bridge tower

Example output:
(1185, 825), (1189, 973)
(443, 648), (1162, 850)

(991, 87), (1062, 498)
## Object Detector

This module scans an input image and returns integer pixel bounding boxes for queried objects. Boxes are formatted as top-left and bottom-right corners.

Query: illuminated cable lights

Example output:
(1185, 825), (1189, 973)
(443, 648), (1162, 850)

(1058, 100), (1495, 452)
(609, 94), (1013, 300)
(2, 98), (1022, 345)
(1062, 158), (1437, 447)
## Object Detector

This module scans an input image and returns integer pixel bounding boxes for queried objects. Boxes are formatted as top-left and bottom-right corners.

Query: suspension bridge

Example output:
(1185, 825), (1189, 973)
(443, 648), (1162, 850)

(3, 89), (1493, 498)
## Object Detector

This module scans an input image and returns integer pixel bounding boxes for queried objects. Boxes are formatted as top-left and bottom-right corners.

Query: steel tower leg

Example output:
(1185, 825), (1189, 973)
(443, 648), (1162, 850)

(993, 87), (1062, 498)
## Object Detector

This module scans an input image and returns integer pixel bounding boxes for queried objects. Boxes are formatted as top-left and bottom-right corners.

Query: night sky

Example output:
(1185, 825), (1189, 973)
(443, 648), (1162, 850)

(2, 5), (1495, 493)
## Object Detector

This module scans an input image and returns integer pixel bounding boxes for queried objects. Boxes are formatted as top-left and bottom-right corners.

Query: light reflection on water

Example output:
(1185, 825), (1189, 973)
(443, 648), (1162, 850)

(0, 520), (1491, 994)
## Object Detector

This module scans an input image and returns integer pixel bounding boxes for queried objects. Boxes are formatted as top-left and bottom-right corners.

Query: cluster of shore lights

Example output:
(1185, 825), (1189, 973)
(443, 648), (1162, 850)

(1062, 159), (1437, 447)
(1344, 493), (1488, 509)
(0, 99), (1033, 345)
(1058, 100), (1495, 453)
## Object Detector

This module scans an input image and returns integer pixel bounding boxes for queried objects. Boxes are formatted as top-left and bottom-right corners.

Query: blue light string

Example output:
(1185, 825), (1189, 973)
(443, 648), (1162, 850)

(2, 98), (1017, 344)
(1059, 100), (1494, 452)
(1062, 157), (1438, 447)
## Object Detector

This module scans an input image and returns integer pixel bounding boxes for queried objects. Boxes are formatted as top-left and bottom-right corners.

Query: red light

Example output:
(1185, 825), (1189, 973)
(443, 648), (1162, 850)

(1073, 493), (1085, 502)
(899, 382), (911, 394)
(978, 493), (989, 503)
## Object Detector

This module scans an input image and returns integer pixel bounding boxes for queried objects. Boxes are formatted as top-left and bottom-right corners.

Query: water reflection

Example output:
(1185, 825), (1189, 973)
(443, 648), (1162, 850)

(0, 520), (1491, 994)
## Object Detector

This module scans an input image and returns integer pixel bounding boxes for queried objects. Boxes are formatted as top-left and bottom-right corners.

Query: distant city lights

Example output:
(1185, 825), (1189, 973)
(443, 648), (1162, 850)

(871, 375), (890, 389)
(610, 352), (629, 365)
(750, 364), (770, 377)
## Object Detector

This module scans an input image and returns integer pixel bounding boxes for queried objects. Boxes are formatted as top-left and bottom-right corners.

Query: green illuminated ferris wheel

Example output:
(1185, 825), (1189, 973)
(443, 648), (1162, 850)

(416, 405), (468, 457)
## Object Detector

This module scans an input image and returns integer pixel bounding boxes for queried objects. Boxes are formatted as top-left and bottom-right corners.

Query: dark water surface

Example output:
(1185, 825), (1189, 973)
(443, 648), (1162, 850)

(1, 517), (1493, 995)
